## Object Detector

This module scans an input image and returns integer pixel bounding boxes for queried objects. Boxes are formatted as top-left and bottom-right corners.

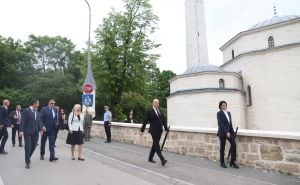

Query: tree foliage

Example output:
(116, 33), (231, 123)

(0, 0), (176, 122)
(93, 0), (161, 120)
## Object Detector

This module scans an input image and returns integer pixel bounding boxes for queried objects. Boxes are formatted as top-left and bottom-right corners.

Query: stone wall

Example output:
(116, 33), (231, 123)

(91, 121), (300, 176)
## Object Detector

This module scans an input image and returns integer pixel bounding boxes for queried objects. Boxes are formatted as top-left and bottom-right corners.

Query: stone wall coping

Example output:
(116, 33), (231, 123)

(92, 121), (300, 140)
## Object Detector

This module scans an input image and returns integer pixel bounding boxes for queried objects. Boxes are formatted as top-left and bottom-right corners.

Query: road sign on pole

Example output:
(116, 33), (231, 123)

(82, 94), (93, 106)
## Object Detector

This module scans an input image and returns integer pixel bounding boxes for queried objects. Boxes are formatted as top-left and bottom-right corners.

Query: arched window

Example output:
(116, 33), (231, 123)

(247, 85), (252, 106)
(231, 50), (235, 59)
(268, 36), (275, 48)
(219, 79), (225, 88)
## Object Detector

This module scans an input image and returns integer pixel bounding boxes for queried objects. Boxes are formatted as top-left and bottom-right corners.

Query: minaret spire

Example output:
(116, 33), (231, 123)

(185, 0), (209, 70)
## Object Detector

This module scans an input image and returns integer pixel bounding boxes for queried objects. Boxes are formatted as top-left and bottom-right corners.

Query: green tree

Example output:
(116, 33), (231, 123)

(23, 72), (81, 112)
(0, 36), (33, 88)
(25, 35), (76, 73)
(93, 0), (160, 116)
(120, 91), (148, 123)
(151, 70), (176, 108)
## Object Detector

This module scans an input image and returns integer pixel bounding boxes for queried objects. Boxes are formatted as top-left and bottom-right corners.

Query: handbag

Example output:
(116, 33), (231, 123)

(66, 113), (75, 144)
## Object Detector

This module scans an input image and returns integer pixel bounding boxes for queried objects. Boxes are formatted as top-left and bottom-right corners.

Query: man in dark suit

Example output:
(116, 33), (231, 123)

(19, 99), (46, 169)
(10, 105), (23, 147)
(141, 99), (169, 166)
(217, 101), (239, 169)
(0, 99), (11, 154)
(40, 98), (59, 161)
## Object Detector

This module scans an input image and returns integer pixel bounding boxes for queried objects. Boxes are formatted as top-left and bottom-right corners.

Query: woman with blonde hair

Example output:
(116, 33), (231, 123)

(66, 104), (84, 161)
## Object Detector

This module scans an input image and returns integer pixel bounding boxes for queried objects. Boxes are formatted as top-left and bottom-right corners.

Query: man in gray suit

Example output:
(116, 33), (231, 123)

(19, 99), (46, 169)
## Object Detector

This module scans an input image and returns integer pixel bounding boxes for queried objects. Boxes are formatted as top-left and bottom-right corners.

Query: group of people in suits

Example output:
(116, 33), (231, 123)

(1, 97), (239, 170)
(140, 99), (239, 169)
(19, 98), (64, 168)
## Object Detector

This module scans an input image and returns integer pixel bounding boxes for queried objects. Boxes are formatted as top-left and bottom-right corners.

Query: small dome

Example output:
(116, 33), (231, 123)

(249, 15), (300, 30)
(183, 64), (225, 75)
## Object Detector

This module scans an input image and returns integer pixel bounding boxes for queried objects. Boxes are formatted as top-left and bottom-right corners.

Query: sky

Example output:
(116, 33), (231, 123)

(0, 0), (299, 74)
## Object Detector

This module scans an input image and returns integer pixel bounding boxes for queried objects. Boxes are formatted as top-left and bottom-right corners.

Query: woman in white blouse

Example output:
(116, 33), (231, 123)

(66, 104), (84, 161)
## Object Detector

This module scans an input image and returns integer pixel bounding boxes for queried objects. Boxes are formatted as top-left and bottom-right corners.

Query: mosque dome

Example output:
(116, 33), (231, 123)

(248, 15), (300, 30)
(183, 64), (225, 75)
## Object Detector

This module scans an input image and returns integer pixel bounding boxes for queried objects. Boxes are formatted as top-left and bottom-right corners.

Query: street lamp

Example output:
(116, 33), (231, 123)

(82, 0), (96, 118)
(84, 0), (92, 70)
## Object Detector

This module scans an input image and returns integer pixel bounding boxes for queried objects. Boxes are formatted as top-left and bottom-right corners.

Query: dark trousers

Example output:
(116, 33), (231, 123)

(24, 132), (38, 164)
(84, 125), (91, 141)
(149, 133), (165, 161)
(104, 121), (111, 142)
(0, 127), (8, 152)
(12, 124), (22, 145)
(219, 135), (236, 164)
(54, 125), (59, 144)
(40, 131), (56, 159)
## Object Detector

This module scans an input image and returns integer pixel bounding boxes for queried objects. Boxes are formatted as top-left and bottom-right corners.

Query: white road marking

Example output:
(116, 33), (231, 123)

(84, 148), (195, 185)
(0, 175), (4, 185)
(108, 145), (278, 185)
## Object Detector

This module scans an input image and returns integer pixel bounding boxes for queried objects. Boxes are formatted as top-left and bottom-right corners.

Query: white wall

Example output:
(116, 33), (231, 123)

(222, 20), (300, 63)
(170, 72), (242, 93)
(223, 45), (300, 132)
(167, 91), (246, 129)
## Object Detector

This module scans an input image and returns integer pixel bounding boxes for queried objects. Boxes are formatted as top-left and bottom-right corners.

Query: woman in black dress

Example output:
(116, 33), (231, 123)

(66, 104), (84, 161)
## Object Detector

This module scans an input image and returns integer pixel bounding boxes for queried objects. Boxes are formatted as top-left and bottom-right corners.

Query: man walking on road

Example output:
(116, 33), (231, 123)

(40, 99), (59, 161)
(19, 99), (46, 169)
(10, 104), (23, 147)
(140, 99), (169, 166)
(0, 99), (11, 155)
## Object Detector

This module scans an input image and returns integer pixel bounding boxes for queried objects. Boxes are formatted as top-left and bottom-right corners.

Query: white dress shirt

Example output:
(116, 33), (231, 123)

(223, 110), (230, 123)
(153, 107), (160, 116)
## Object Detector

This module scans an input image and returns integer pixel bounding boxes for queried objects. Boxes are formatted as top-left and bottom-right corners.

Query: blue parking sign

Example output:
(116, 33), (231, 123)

(82, 94), (93, 106)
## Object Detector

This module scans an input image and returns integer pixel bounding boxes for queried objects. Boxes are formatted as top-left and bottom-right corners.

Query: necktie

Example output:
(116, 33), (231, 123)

(17, 111), (21, 123)
(156, 108), (160, 117)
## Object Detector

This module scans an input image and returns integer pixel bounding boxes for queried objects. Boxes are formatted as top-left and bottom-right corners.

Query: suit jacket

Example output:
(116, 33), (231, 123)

(20, 108), (43, 135)
(40, 106), (58, 133)
(83, 114), (93, 127)
(0, 106), (11, 127)
(141, 108), (168, 136)
(217, 110), (234, 137)
(9, 110), (22, 126)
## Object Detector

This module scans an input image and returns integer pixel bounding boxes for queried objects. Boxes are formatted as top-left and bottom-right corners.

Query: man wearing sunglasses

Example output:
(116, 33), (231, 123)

(40, 99), (59, 162)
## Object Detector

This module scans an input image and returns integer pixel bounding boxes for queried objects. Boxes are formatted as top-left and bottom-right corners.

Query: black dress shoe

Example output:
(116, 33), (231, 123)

(13, 144), (15, 147)
(78, 157), (85, 161)
(40, 156), (44, 160)
(148, 159), (156, 163)
(49, 157), (58, 161)
(25, 164), (30, 169)
(220, 163), (227, 168)
(161, 159), (167, 166)
(19, 144), (23, 147)
(104, 140), (111, 143)
(0, 151), (8, 155)
(230, 162), (239, 169)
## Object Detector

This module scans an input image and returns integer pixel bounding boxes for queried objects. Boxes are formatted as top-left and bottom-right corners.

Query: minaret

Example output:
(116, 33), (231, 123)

(185, 0), (209, 69)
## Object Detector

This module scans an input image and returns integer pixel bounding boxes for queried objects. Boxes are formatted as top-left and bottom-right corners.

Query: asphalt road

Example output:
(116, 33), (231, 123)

(0, 130), (299, 185)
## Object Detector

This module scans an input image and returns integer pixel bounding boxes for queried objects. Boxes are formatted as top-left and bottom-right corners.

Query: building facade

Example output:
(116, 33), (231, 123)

(168, 2), (300, 132)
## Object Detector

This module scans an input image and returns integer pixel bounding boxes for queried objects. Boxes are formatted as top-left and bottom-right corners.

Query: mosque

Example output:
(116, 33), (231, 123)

(167, 0), (300, 132)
